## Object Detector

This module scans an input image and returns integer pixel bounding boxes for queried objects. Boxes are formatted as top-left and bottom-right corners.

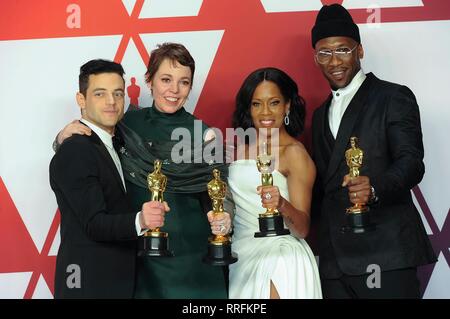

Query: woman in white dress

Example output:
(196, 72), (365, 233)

(228, 67), (322, 299)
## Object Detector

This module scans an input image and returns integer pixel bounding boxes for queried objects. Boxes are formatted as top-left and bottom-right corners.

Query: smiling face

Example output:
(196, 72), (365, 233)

(314, 36), (364, 90)
(77, 72), (125, 135)
(148, 58), (192, 113)
(250, 80), (290, 137)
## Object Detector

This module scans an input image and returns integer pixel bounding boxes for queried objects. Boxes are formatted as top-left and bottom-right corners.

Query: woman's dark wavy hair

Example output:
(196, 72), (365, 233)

(232, 67), (306, 138)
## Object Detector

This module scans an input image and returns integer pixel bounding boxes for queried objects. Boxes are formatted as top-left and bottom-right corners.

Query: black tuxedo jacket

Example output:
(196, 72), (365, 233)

(312, 73), (436, 278)
(49, 131), (138, 298)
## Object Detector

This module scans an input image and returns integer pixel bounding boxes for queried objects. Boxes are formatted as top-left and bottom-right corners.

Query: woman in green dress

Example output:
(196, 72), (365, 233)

(55, 43), (231, 298)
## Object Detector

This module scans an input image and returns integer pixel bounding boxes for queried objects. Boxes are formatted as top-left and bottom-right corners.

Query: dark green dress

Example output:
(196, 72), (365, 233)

(120, 106), (227, 299)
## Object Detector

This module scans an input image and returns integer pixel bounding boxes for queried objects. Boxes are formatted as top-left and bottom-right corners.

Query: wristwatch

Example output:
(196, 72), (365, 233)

(368, 186), (379, 205)
(52, 139), (60, 153)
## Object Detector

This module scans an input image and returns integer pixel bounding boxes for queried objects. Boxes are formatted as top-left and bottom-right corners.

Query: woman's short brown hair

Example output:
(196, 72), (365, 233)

(145, 42), (195, 85)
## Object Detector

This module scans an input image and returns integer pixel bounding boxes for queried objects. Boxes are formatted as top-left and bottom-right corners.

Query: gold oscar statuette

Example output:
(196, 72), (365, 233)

(138, 159), (174, 257)
(342, 137), (375, 233)
(254, 142), (290, 238)
(202, 169), (237, 265)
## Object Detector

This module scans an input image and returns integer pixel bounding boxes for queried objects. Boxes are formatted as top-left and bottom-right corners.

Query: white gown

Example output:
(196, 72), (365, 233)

(228, 159), (322, 299)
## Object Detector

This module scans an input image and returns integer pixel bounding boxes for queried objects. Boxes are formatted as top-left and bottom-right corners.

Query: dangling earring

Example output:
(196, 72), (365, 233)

(284, 111), (290, 126)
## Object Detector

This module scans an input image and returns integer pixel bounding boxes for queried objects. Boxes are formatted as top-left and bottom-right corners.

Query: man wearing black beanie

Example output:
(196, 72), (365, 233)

(310, 4), (436, 298)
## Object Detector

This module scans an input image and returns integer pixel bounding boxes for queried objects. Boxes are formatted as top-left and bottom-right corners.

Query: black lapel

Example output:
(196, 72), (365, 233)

(88, 130), (126, 194)
(324, 73), (375, 187)
(314, 95), (334, 174)
(323, 97), (336, 158)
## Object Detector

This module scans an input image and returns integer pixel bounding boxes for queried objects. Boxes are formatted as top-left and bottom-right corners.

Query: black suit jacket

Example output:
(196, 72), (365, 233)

(49, 131), (138, 298)
(312, 73), (436, 278)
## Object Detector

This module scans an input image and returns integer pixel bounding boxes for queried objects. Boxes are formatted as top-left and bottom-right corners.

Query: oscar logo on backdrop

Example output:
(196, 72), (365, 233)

(127, 77), (141, 112)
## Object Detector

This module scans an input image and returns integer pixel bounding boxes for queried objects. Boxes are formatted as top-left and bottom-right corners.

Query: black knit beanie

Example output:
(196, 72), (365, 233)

(311, 4), (360, 48)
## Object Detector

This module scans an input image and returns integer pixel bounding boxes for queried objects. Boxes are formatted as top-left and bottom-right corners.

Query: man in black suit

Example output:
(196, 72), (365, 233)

(310, 4), (437, 298)
(49, 59), (168, 298)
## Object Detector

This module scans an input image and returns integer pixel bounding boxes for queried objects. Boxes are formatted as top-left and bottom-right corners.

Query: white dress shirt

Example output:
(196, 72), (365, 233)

(80, 119), (146, 236)
(328, 70), (366, 139)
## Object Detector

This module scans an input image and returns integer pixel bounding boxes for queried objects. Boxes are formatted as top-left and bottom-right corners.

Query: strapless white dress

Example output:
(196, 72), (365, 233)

(228, 160), (322, 299)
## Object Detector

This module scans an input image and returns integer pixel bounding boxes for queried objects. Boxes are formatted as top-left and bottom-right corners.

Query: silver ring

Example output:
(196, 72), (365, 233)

(219, 225), (226, 233)
(264, 192), (272, 200)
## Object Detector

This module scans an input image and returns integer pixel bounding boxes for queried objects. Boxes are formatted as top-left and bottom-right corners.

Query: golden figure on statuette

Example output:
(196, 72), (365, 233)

(147, 159), (167, 233)
(346, 136), (364, 181)
(207, 169), (228, 244)
(345, 137), (367, 215)
(256, 142), (277, 217)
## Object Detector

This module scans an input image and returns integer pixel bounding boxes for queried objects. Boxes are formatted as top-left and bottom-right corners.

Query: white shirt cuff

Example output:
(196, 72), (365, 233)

(135, 211), (148, 236)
